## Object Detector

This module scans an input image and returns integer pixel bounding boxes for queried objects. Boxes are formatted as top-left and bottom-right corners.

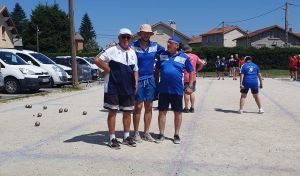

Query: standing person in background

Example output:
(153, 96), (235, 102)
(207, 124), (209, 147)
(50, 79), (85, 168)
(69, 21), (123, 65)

(297, 54), (300, 79)
(201, 57), (207, 78)
(239, 56), (245, 69)
(233, 54), (240, 80)
(289, 55), (296, 81)
(219, 57), (227, 80)
(215, 56), (221, 80)
(155, 36), (194, 144)
(238, 56), (264, 114)
(94, 28), (138, 149)
(129, 24), (165, 143)
(229, 55), (234, 77)
(292, 54), (298, 81)
(182, 45), (204, 113)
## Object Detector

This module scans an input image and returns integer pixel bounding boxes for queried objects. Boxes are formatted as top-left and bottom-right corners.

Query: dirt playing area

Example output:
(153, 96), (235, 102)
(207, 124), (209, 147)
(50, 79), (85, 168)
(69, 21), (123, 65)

(0, 78), (300, 176)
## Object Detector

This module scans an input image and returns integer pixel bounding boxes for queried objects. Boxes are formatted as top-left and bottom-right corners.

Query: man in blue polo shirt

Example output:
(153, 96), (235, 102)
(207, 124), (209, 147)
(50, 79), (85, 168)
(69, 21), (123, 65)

(155, 36), (194, 144)
(129, 24), (165, 143)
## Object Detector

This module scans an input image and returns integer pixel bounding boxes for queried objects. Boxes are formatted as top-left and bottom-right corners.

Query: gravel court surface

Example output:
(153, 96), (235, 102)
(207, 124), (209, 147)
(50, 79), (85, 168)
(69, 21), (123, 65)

(0, 78), (300, 175)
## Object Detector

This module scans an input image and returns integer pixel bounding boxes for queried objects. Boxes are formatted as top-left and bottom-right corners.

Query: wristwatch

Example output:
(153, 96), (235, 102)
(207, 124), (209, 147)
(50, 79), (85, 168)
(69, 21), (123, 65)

(188, 85), (194, 89)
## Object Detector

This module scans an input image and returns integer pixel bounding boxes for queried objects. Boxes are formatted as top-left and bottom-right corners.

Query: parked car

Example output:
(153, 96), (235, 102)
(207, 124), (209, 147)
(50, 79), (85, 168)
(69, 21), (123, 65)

(0, 49), (72, 86)
(0, 51), (51, 94)
(51, 57), (92, 83)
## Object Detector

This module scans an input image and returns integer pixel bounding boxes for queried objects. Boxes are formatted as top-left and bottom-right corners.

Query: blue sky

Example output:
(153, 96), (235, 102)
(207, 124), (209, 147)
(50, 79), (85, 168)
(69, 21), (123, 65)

(4, 0), (300, 48)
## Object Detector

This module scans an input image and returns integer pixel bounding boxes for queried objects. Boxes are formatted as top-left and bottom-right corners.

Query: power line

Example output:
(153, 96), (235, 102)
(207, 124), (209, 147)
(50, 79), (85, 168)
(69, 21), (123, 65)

(225, 4), (285, 23)
(289, 3), (300, 8)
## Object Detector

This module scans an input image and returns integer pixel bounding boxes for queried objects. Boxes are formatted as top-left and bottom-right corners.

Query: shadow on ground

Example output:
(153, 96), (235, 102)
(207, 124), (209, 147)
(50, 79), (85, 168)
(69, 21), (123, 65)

(64, 131), (173, 146)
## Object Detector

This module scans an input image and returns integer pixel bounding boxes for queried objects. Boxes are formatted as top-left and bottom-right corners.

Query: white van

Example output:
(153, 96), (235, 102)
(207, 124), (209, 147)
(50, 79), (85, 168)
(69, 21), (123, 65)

(0, 51), (51, 94)
(0, 49), (72, 86)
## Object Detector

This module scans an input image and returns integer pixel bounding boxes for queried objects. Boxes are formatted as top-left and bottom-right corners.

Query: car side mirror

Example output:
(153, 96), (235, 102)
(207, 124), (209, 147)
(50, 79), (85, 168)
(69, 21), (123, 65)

(28, 61), (33, 65)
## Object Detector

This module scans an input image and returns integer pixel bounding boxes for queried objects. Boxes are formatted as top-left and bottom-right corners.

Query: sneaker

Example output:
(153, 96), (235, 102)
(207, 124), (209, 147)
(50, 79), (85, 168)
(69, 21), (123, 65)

(222, 78), (224, 80)
(122, 136), (136, 147)
(142, 133), (156, 142)
(108, 138), (121, 149)
(173, 134), (181, 144)
(218, 77), (220, 80)
(259, 109), (264, 114)
(189, 107), (194, 113)
(155, 134), (165, 143)
(238, 109), (243, 114)
(133, 131), (142, 143)
(182, 108), (189, 113)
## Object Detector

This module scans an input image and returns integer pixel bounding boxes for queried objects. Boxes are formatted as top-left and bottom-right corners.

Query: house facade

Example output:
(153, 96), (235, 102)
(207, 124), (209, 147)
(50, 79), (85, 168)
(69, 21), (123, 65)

(75, 33), (84, 51)
(132, 21), (191, 48)
(0, 6), (20, 49)
(234, 25), (300, 48)
(189, 35), (202, 47)
(200, 26), (246, 47)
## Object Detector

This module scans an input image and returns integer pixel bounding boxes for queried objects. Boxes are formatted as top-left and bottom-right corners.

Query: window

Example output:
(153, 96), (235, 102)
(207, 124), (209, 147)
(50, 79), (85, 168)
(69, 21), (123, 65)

(269, 32), (279, 38)
(207, 36), (212, 43)
(256, 44), (266, 48)
(16, 53), (39, 66)
(215, 35), (220, 42)
(156, 29), (163, 35)
(2, 26), (5, 39)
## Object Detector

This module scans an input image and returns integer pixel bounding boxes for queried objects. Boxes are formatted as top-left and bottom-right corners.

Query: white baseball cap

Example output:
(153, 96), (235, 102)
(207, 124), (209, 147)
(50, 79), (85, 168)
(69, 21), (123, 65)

(119, 28), (132, 35)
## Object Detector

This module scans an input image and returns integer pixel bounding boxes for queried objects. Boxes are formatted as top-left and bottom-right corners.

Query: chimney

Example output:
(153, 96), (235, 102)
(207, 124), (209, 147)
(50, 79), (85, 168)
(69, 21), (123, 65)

(289, 28), (292, 32)
(169, 20), (176, 30)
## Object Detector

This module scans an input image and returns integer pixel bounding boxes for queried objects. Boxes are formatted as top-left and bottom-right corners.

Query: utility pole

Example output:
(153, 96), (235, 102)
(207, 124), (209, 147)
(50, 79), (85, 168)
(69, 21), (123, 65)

(36, 26), (39, 52)
(284, 2), (288, 47)
(222, 21), (224, 46)
(69, 0), (78, 85)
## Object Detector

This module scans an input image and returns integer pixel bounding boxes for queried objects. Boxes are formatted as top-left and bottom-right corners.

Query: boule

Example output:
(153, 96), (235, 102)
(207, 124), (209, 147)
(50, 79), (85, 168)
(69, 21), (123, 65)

(43, 106), (47, 110)
(64, 108), (68, 112)
(28, 104), (32, 108)
(35, 121), (40, 126)
(59, 108), (63, 113)
(83, 111), (87, 115)
(37, 113), (42, 117)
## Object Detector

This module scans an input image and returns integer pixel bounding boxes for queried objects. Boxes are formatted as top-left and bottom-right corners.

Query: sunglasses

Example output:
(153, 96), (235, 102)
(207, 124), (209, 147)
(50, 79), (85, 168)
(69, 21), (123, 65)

(121, 35), (131, 40)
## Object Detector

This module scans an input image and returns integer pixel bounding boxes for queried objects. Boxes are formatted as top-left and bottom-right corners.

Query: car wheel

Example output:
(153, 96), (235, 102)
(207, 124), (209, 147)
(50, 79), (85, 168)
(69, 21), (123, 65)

(5, 78), (21, 94)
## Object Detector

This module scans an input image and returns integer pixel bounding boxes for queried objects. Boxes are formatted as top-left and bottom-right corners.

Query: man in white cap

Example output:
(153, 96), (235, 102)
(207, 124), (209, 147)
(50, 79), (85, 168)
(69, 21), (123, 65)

(94, 28), (138, 149)
(129, 24), (165, 143)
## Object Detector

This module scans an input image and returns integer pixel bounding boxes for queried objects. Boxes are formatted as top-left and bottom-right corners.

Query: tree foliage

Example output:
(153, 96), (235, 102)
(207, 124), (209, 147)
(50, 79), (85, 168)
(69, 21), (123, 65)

(10, 3), (27, 36)
(82, 39), (100, 52)
(78, 13), (97, 47)
(22, 2), (70, 53)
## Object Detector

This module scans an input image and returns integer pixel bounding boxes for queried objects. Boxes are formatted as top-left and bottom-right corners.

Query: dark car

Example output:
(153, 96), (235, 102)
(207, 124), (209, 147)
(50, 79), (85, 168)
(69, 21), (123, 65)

(51, 57), (93, 83)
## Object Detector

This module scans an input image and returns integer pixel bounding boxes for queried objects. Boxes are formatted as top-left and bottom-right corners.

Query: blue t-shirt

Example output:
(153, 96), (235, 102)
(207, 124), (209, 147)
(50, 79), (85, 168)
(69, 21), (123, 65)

(215, 59), (221, 68)
(156, 51), (194, 96)
(240, 61), (260, 89)
(129, 40), (165, 81)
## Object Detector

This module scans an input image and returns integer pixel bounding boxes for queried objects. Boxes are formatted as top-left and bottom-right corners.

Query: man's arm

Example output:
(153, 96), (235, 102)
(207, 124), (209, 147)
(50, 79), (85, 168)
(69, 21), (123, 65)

(185, 71), (194, 95)
(258, 73), (263, 89)
(134, 71), (138, 94)
(94, 57), (110, 77)
(196, 59), (204, 72)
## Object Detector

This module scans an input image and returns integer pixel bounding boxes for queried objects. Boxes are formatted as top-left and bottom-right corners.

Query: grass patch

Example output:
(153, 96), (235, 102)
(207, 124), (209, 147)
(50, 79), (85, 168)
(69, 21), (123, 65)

(61, 83), (85, 92)
(0, 91), (50, 104)
(198, 69), (290, 78)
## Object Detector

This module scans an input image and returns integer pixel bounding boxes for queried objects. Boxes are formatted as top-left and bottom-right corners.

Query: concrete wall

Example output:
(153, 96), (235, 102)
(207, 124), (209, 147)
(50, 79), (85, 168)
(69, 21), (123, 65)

(202, 29), (245, 47)
(0, 14), (14, 48)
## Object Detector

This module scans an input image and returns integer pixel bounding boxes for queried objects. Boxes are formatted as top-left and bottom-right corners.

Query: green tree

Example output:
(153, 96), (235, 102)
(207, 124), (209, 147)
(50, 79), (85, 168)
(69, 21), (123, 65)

(10, 3), (27, 36)
(78, 13), (97, 48)
(22, 2), (70, 53)
(83, 38), (100, 52)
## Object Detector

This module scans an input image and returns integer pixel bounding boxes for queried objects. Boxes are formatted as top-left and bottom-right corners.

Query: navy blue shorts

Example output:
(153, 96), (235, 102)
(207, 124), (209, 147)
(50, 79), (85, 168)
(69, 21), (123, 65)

(240, 88), (259, 94)
(158, 93), (183, 112)
(135, 77), (156, 102)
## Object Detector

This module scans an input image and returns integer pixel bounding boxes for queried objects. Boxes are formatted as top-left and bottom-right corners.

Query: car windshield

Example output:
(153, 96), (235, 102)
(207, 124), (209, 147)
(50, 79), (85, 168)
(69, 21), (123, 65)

(0, 51), (28, 65)
(30, 53), (56, 64)
(85, 58), (94, 64)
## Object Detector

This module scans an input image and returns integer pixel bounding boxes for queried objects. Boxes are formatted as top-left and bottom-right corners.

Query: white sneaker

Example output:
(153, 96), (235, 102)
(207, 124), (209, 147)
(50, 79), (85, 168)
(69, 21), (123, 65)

(238, 109), (243, 114)
(259, 109), (264, 114)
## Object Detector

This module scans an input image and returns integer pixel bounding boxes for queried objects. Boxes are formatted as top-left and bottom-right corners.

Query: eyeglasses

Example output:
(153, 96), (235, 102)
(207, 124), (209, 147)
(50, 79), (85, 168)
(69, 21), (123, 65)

(121, 35), (131, 40)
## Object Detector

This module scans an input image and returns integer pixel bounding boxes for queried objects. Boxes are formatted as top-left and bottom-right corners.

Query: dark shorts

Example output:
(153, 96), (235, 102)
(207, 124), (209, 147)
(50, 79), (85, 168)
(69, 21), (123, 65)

(240, 88), (259, 94)
(184, 81), (196, 92)
(219, 67), (225, 72)
(104, 93), (134, 112)
(158, 93), (183, 112)
(289, 68), (297, 72)
(202, 67), (207, 72)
